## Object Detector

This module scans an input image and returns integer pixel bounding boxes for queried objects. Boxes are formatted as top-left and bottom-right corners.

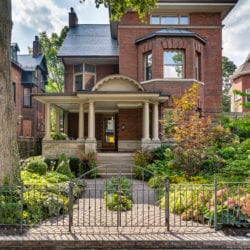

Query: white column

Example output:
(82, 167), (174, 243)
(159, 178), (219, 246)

(152, 102), (160, 142)
(142, 101), (150, 142)
(55, 107), (60, 133)
(78, 102), (84, 140)
(87, 101), (95, 140)
(63, 111), (68, 135)
(44, 103), (51, 140)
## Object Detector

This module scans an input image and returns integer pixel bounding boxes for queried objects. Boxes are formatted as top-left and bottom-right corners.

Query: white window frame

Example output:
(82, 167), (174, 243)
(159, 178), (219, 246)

(145, 52), (152, 81)
(163, 50), (185, 79)
(150, 14), (189, 25)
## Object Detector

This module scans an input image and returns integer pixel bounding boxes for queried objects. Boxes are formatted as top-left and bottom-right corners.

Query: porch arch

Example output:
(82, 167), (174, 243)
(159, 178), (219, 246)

(92, 74), (144, 92)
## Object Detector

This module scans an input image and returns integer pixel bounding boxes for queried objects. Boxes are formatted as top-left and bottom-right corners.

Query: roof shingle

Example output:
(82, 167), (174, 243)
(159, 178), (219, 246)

(58, 24), (119, 57)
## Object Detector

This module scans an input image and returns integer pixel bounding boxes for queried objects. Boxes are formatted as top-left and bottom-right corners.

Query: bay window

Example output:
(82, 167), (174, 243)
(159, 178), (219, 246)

(145, 52), (152, 80)
(164, 50), (185, 78)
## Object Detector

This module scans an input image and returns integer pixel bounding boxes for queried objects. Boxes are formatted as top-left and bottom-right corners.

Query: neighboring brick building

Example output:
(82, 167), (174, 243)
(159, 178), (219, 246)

(231, 53), (250, 112)
(11, 37), (48, 154)
(34, 0), (237, 157)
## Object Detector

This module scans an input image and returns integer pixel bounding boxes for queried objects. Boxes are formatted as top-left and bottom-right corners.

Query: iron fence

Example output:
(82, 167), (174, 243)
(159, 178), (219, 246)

(0, 173), (249, 234)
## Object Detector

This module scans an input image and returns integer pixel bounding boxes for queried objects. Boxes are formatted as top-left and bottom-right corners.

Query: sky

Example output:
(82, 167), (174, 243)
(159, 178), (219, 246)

(12, 0), (249, 67)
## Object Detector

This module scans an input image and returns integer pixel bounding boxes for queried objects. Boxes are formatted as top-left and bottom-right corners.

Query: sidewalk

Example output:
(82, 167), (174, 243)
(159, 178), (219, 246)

(0, 228), (249, 249)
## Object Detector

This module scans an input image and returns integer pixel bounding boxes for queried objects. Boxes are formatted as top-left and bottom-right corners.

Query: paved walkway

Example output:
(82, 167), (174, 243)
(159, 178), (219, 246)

(0, 178), (249, 249)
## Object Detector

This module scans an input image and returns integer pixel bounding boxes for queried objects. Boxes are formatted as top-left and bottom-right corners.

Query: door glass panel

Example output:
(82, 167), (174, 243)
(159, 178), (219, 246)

(105, 116), (115, 145)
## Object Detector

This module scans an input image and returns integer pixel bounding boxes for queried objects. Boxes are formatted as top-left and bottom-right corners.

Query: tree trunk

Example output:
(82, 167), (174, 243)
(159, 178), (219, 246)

(0, 0), (20, 184)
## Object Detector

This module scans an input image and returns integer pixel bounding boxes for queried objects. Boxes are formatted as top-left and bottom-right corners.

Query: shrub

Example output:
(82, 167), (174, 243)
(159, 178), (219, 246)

(50, 132), (67, 140)
(56, 153), (73, 178)
(220, 146), (236, 159)
(241, 138), (250, 151)
(104, 177), (132, 211)
(26, 160), (48, 175)
(134, 150), (153, 180)
(69, 157), (81, 177)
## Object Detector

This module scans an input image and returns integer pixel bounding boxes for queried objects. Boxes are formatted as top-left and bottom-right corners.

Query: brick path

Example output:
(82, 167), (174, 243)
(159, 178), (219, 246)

(0, 179), (249, 249)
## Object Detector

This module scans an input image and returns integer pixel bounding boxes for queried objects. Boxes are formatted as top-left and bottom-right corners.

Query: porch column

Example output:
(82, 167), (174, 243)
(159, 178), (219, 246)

(142, 101), (150, 142)
(152, 102), (160, 142)
(87, 100), (96, 141)
(63, 111), (68, 135)
(85, 100), (96, 153)
(44, 103), (51, 140)
(78, 102), (84, 140)
(55, 107), (60, 133)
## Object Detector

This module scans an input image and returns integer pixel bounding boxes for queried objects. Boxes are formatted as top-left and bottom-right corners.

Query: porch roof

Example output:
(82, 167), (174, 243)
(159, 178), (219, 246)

(33, 91), (169, 112)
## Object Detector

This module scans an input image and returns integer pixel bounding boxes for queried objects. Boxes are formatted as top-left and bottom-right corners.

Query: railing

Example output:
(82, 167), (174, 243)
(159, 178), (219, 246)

(166, 181), (250, 230)
(0, 180), (249, 234)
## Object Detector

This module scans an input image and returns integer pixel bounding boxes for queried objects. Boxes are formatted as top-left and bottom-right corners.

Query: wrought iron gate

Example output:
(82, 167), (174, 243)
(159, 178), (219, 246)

(68, 164), (168, 233)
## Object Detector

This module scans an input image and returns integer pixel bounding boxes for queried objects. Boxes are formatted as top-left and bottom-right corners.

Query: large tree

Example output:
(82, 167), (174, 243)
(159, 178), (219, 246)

(222, 56), (237, 112)
(82, 0), (157, 20)
(0, 0), (20, 184)
(39, 26), (68, 93)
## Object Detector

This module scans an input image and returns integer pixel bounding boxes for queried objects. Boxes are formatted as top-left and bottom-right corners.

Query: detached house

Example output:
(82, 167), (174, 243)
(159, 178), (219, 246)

(231, 53), (250, 113)
(11, 37), (48, 156)
(34, 0), (237, 158)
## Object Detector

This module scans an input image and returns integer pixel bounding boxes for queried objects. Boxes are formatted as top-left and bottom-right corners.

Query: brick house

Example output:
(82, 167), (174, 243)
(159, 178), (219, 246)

(34, 0), (237, 158)
(230, 53), (250, 112)
(11, 37), (48, 155)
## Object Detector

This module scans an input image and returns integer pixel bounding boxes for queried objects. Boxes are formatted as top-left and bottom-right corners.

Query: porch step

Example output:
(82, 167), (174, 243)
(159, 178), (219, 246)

(96, 153), (135, 177)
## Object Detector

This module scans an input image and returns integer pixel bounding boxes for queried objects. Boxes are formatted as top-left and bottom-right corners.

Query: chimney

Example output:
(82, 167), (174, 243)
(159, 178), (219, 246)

(69, 7), (78, 28)
(33, 36), (42, 57)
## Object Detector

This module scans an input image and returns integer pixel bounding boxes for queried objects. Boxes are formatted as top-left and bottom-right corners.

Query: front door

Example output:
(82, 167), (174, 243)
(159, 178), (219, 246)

(102, 114), (117, 151)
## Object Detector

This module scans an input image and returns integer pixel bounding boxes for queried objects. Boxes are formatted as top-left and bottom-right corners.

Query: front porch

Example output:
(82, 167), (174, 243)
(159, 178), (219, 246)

(34, 75), (169, 158)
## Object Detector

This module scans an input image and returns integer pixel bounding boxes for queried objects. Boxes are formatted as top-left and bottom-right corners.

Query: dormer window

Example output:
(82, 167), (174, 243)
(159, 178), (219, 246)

(73, 64), (96, 91)
(151, 15), (189, 25)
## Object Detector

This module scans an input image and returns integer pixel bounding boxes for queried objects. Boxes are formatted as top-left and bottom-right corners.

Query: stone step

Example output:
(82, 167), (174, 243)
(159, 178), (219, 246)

(96, 153), (135, 177)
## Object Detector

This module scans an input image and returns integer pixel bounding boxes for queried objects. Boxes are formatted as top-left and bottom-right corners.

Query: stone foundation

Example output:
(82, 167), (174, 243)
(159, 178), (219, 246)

(42, 140), (85, 158)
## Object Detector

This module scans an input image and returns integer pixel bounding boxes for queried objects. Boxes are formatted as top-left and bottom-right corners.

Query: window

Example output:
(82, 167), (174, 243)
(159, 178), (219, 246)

(23, 87), (32, 107)
(195, 52), (201, 81)
(151, 15), (189, 25)
(164, 50), (184, 78)
(74, 64), (96, 91)
(145, 52), (152, 80)
(151, 15), (160, 24)
(246, 89), (250, 103)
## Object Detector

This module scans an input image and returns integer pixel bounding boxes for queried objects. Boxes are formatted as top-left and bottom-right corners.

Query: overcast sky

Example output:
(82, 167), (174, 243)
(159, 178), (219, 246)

(12, 0), (249, 67)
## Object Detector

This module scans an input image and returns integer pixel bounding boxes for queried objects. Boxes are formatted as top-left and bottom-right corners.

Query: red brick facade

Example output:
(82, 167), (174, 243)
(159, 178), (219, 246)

(118, 11), (223, 115)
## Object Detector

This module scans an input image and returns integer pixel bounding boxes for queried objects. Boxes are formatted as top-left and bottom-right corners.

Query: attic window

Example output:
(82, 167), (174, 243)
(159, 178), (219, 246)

(151, 15), (189, 25)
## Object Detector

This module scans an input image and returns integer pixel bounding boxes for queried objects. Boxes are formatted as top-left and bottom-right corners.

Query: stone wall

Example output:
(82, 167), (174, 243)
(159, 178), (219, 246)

(42, 140), (85, 159)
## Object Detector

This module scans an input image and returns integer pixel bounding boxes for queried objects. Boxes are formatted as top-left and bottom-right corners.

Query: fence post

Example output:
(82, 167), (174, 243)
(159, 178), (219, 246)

(214, 179), (218, 230)
(165, 180), (170, 231)
(20, 182), (24, 234)
(68, 181), (74, 232)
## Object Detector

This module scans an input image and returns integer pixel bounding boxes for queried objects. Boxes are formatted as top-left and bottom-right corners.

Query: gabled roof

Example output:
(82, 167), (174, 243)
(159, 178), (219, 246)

(232, 53), (250, 80)
(17, 54), (45, 71)
(58, 24), (119, 58)
(135, 29), (206, 44)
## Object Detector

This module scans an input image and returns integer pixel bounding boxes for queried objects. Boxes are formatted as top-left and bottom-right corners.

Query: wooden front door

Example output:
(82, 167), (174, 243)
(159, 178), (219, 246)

(102, 114), (117, 151)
